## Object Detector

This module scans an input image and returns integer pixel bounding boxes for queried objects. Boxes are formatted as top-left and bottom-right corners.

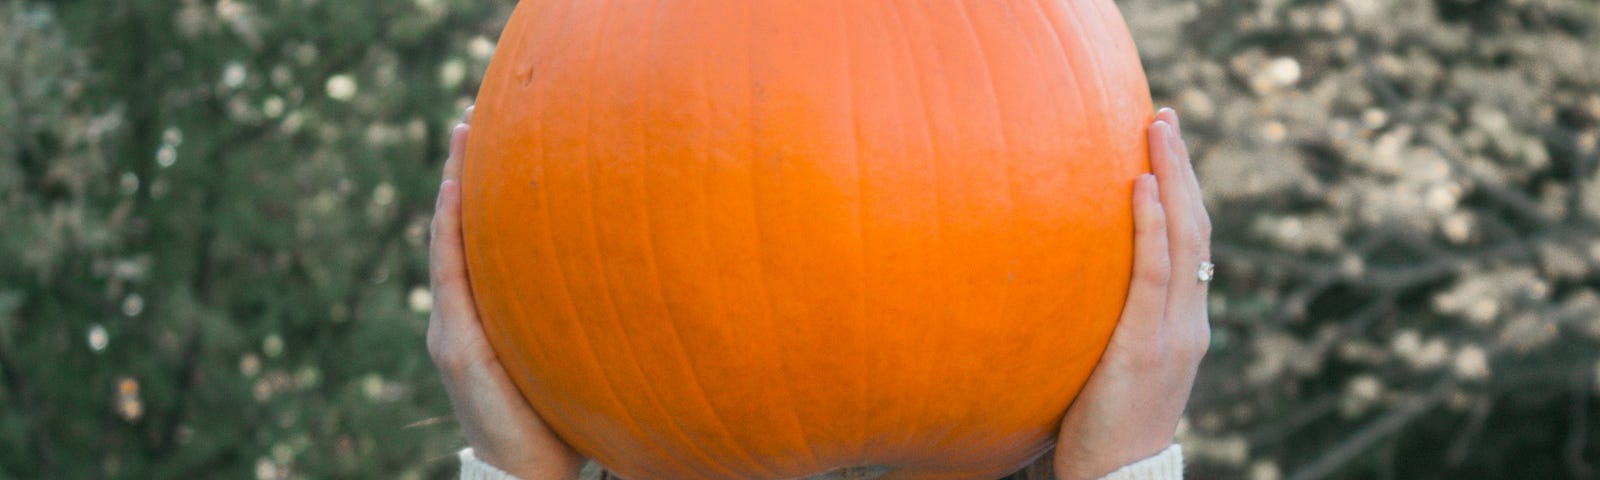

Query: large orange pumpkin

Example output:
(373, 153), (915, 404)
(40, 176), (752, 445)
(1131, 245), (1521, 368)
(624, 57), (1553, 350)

(462, 1), (1152, 478)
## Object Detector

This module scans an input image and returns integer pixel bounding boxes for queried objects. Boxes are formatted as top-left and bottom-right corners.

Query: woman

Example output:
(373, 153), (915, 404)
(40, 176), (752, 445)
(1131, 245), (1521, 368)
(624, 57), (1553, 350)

(427, 107), (1211, 480)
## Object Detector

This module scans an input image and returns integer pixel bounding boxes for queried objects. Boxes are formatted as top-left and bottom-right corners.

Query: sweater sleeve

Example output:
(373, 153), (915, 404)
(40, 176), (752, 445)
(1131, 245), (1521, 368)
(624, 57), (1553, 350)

(459, 445), (1184, 480)
(1096, 445), (1183, 480)
(460, 448), (521, 480)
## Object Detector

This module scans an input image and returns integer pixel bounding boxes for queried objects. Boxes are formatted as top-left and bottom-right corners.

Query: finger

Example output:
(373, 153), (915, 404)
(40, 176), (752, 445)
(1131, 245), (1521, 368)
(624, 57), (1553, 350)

(1154, 113), (1213, 354)
(1154, 108), (1186, 159)
(1150, 120), (1206, 325)
(1155, 109), (1199, 206)
(1157, 109), (1211, 247)
(430, 179), (479, 325)
(463, 105), (475, 125)
(1150, 120), (1201, 264)
(1112, 174), (1171, 343)
(444, 123), (470, 181)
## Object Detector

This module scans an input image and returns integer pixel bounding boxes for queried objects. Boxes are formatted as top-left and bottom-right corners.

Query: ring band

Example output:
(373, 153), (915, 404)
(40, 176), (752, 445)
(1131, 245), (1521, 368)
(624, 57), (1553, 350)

(1197, 261), (1216, 283)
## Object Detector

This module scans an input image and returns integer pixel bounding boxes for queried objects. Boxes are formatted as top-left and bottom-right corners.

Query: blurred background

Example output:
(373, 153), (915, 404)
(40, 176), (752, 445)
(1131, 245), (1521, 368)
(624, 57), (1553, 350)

(1, 0), (1597, 478)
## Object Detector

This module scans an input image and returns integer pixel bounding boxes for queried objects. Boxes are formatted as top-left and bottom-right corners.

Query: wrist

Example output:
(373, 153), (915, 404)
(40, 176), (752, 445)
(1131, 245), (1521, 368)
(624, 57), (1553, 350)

(472, 445), (584, 480)
(1053, 443), (1181, 480)
(1052, 441), (1170, 480)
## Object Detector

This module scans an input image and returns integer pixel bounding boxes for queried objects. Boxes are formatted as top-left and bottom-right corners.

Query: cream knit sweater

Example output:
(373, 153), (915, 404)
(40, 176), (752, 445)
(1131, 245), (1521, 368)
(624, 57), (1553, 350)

(459, 445), (1182, 480)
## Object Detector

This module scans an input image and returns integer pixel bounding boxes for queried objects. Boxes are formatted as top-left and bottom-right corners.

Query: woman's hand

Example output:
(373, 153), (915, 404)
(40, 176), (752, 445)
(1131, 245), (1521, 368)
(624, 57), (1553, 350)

(1051, 109), (1211, 480)
(428, 107), (585, 480)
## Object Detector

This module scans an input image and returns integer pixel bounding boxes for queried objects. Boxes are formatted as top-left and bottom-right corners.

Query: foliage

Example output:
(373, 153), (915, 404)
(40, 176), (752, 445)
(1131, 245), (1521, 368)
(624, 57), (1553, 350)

(1, 0), (511, 477)
(1126, 0), (1600, 478)
(1, 0), (1597, 479)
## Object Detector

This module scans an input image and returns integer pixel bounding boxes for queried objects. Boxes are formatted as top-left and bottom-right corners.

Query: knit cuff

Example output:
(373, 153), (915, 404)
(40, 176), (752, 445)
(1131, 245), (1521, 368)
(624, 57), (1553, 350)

(1098, 445), (1183, 480)
(460, 448), (522, 480)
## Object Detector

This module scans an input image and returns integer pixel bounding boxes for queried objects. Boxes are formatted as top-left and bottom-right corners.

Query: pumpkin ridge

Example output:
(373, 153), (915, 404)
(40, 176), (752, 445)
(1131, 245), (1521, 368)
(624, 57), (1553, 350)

(903, 2), (972, 453)
(835, 0), (874, 468)
(632, 20), (740, 480)
(635, 3), (781, 475)
(578, 3), (739, 477)
(683, 3), (784, 475)
(470, 4), (662, 476)
(1058, 0), (1116, 152)
(745, 2), (823, 473)
(880, 3), (943, 457)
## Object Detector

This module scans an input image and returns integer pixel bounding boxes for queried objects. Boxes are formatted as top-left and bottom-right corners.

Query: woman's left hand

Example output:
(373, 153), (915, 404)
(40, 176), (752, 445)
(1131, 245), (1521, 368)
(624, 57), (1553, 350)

(1051, 108), (1211, 480)
(428, 107), (585, 480)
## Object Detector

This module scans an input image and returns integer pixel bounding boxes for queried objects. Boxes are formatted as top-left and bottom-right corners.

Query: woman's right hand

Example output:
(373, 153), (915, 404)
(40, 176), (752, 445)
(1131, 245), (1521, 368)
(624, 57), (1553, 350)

(429, 107), (585, 480)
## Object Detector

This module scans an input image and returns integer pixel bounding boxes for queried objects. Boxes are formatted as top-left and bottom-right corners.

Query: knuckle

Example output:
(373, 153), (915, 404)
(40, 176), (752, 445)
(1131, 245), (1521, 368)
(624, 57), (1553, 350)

(1155, 335), (1182, 362)
(1139, 213), (1168, 236)
(1176, 334), (1201, 358)
(426, 328), (449, 364)
(1124, 340), (1170, 370)
(429, 269), (461, 304)
(1181, 324), (1212, 361)
(434, 262), (459, 284)
(427, 331), (469, 373)
(1186, 227), (1208, 255)
(1195, 213), (1214, 240)
(429, 216), (441, 246)
(1122, 355), (1160, 372)
(1195, 335), (1212, 360)
(429, 261), (445, 287)
(1136, 260), (1171, 287)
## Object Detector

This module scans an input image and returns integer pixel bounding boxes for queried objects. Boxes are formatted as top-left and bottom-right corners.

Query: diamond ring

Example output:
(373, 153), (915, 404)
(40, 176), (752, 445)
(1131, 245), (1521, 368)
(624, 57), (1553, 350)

(1197, 261), (1216, 283)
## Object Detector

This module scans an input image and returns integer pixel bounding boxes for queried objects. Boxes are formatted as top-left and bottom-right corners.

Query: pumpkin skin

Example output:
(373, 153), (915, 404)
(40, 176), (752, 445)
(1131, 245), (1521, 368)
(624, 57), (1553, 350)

(461, 1), (1152, 478)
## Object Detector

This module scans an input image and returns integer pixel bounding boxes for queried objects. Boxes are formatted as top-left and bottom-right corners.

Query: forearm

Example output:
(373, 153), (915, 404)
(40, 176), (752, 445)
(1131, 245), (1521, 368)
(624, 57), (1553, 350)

(459, 448), (584, 480)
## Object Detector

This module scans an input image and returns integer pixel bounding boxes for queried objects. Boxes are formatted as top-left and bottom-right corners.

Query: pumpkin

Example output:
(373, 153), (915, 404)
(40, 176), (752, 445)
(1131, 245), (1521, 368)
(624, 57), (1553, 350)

(461, 1), (1152, 478)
